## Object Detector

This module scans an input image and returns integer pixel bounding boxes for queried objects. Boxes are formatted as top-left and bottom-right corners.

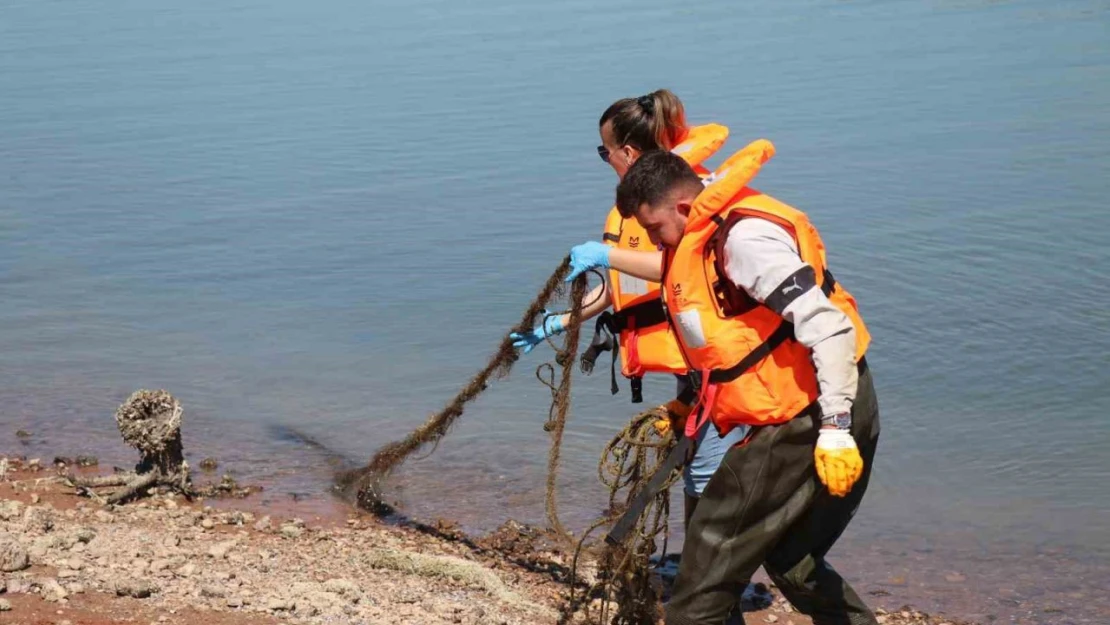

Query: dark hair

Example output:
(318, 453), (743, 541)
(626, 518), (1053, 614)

(615, 150), (703, 218)
(599, 89), (688, 152)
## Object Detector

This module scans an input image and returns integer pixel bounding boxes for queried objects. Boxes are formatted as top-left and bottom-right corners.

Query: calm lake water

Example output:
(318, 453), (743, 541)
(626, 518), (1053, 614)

(2, 0), (1108, 622)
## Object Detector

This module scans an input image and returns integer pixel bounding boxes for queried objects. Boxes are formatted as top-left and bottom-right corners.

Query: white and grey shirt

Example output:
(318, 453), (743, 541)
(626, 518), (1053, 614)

(722, 218), (858, 417)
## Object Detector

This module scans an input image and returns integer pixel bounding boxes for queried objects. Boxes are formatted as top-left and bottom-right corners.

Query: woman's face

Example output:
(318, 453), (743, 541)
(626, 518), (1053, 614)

(599, 120), (641, 179)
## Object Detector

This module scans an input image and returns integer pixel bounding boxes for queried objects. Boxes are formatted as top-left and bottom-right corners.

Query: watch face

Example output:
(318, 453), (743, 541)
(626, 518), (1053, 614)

(834, 414), (852, 429)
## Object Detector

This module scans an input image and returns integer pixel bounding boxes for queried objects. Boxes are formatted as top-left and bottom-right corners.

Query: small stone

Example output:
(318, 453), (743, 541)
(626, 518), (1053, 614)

(207, 541), (234, 559)
(65, 557), (85, 570)
(42, 578), (68, 602)
(0, 598), (10, 611)
(0, 500), (24, 520)
(176, 562), (196, 577)
(94, 510), (113, 523)
(57, 568), (79, 579)
(200, 518), (215, 530)
(16, 430), (32, 438)
(199, 457), (219, 471)
(76, 527), (96, 543)
(75, 455), (98, 467)
(766, 616), (779, 623)
(150, 559), (171, 572)
(944, 572), (967, 583)
(227, 596), (243, 608)
(23, 506), (55, 532)
(876, 616), (888, 624)
(201, 585), (226, 599)
(267, 598), (292, 611)
(67, 582), (85, 594)
(323, 578), (360, 598)
(29, 493), (40, 504)
(253, 516), (272, 532)
(28, 458), (42, 471)
(280, 524), (303, 539)
(115, 579), (158, 598)
(0, 535), (31, 572)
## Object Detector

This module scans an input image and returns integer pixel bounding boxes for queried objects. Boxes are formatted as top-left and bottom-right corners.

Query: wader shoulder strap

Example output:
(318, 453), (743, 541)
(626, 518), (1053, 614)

(605, 417), (712, 546)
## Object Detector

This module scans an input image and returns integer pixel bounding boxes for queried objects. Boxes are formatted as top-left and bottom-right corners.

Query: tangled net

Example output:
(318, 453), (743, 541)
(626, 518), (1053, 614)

(340, 260), (685, 624)
(558, 407), (680, 625)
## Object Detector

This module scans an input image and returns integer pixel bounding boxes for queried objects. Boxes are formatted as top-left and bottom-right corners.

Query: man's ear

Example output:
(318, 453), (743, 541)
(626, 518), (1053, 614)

(676, 200), (693, 217)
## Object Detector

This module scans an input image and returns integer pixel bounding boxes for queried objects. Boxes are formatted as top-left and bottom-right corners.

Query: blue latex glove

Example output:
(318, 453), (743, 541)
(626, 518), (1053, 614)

(566, 241), (611, 282)
(509, 311), (565, 354)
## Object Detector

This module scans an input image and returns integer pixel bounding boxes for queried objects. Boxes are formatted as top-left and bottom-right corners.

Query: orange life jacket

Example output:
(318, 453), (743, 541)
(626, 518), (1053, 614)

(661, 140), (870, 434)
(581, 123), (729, 403)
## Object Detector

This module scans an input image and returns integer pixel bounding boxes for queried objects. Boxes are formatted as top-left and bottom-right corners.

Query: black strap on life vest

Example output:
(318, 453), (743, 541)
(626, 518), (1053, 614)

(580, 311), (621, 397)
(612, 298), (668, 331)
(703, 213), (842, 385)
(579, 298), (669, 404)
(707, 322), (795, 384)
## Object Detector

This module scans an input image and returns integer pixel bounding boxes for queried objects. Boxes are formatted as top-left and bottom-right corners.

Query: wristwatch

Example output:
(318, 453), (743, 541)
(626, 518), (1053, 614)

(821, 412), (852, 430)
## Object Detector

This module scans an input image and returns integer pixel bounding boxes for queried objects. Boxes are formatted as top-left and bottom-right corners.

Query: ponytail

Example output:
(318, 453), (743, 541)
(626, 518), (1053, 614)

(600, 88), (688, 152)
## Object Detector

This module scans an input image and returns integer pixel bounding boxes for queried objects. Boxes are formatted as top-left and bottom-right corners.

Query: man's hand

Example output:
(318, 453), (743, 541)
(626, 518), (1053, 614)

(653, 399), (693, 436)
(814, 429), (864, 497)
(566, 241), (611, 282)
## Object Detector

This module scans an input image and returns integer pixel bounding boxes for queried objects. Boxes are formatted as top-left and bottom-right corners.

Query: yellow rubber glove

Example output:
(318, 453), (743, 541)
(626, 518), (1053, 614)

(653, 399), (693, 436)
(814, 429), (864, 497)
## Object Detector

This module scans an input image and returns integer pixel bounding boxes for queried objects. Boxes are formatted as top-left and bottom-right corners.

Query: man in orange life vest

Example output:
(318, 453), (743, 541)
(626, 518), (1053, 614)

(567, 144), (880, 625)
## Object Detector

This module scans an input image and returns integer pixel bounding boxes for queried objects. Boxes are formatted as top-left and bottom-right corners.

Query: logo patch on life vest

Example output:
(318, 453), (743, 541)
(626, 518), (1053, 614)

(629, 236), (640, 248)
(674, 308), (707, 349)
(619, 274), (650, 296)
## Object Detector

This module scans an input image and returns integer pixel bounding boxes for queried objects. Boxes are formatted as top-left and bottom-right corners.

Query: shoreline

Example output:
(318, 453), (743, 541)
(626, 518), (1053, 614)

(0, 452), (976, 625)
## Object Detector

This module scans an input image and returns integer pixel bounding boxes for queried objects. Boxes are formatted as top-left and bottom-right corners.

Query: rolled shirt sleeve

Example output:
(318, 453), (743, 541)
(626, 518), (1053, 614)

(722, 219), (858, 417)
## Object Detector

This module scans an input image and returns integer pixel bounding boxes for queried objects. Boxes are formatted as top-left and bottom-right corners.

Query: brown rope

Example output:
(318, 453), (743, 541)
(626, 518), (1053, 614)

(338, 259), (682, 623)
(338, 258), (591, 518)
(539, 275), (587, 539)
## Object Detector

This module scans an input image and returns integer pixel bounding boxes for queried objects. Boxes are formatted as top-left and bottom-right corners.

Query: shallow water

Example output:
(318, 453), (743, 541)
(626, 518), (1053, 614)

(3, 0), (1109, 622)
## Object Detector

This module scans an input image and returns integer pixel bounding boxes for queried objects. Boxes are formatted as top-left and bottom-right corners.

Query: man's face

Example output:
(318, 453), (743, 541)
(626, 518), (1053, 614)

(633, 193), (688, 249)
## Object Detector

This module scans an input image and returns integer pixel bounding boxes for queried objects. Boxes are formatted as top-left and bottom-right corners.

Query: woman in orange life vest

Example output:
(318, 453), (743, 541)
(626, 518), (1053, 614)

(508, 90), (749, 518)
(571, 148), (881, 625)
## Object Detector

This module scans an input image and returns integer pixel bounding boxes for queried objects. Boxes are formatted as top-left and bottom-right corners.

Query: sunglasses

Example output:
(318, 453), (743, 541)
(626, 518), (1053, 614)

(597, 145), (611, 163)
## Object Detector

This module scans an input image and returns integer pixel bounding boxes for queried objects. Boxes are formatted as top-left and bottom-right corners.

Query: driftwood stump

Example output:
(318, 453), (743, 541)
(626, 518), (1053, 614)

(68, 389), (192, 504)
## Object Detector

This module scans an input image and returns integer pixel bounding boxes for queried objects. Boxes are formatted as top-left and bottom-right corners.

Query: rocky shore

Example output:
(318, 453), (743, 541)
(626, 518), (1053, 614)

(0, 454), (975, 625)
